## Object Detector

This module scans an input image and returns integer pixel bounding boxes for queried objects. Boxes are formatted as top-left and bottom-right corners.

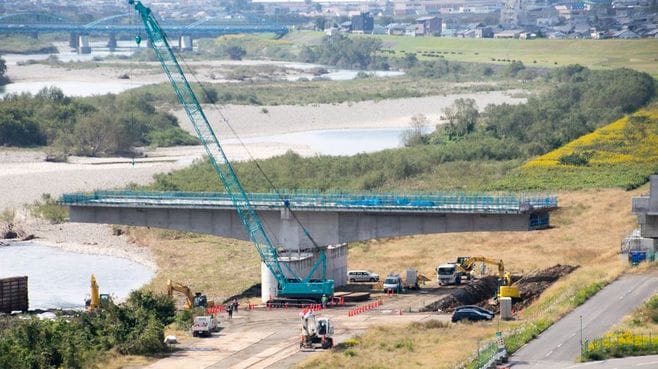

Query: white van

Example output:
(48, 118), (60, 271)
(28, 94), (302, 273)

(347, 270), (379, 282)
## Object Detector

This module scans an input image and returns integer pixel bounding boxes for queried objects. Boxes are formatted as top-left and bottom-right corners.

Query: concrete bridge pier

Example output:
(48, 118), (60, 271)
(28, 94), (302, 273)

(107, 33), (117, 51)
(78, 35), (91, 54)
(179, 35), (193, 52)
(260, 243), (348, 303)
(69, 32), (79, 49)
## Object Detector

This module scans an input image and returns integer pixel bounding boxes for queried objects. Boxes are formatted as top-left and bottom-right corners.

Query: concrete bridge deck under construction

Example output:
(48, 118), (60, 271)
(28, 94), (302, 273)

(62, 190), (558, 250)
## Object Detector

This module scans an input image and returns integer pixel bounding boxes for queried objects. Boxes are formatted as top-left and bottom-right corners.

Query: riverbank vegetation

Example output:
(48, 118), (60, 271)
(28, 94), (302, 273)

(0, 34), (59, 55)
(0, 57), (8, 85)
(150, 66), (656, 193)
(0, 87), (197, 158)
(497, 105), (658, 190)
(0, 290), (175, 369)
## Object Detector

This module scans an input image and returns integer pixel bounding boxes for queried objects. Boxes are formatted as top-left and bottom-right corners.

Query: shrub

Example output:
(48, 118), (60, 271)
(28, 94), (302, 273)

(558, 152), (591, 166)
(29, 193), (68, 224)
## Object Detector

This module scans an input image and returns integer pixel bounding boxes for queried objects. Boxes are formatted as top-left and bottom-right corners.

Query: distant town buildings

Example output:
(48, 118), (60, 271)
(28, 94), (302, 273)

(1, 0), (656, 39)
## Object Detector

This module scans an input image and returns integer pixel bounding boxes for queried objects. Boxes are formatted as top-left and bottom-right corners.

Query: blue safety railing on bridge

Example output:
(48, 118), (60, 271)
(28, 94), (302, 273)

(60, 190), (558, 215)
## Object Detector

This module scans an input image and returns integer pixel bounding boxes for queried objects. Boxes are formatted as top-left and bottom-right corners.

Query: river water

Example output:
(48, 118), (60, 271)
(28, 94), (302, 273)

(227, 127), (412, 156)
(0, 241), (153, 310)
(0, 41), (403, 97)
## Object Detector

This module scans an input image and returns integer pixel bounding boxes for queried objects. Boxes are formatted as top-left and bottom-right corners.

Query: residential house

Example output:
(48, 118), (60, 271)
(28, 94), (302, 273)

(612, 29), (640, 37)
(415, 16), (442, 36)
(351, 12), (374, 34)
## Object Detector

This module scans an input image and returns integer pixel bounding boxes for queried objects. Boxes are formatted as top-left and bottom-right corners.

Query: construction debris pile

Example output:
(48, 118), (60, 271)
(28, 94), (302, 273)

(421, 264), (579, 312)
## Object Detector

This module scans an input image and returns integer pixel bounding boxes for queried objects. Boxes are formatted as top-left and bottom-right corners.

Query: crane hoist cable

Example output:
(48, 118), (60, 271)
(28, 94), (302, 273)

(173, 43), (321, 250)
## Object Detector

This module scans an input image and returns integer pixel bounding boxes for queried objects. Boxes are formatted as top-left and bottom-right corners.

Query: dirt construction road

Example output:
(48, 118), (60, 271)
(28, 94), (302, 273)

(141, 292), (450, 369)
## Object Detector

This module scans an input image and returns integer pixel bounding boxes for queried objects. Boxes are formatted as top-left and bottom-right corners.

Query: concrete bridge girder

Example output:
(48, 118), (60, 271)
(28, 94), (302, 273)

(69, 205), (534, 250)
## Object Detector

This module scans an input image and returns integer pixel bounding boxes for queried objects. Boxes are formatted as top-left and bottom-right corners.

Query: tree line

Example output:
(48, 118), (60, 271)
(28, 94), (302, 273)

(0, 87), (197, 158)
(0, 291), (175, 369)
(150, 66), (656, 193)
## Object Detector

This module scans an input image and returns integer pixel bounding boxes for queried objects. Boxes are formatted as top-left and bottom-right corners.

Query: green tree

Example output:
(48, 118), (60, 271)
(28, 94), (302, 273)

(442, 98), (479, 140)
(0, 57), (8, 85)
(400, 114), (429, 147)
(226, 46), (246, 61)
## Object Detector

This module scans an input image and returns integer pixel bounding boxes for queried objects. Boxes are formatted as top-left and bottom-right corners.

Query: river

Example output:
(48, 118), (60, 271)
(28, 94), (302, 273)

(0, 41), (403, 97)
(0, 241), (153, 310)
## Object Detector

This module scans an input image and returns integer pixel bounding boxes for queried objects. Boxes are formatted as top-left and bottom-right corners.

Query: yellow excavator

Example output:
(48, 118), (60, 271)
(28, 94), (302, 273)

(86, 274), (111, 311)
(166, 280), (213, 309)
(457, 257), (520, 299)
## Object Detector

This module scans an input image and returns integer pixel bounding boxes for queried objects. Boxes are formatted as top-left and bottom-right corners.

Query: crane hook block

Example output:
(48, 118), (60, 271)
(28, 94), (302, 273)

(135, 35), (142, 45)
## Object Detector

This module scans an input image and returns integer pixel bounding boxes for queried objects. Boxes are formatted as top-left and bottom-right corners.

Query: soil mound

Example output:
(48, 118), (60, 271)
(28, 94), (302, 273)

(514, 264), (579, 309)
(422, 264), (579, 313)
(422, 276), (499, 312)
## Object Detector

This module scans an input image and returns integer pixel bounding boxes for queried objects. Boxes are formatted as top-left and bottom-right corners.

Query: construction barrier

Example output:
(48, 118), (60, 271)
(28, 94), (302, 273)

(347, 299), (383, 317)
(206, 305), (225, 315)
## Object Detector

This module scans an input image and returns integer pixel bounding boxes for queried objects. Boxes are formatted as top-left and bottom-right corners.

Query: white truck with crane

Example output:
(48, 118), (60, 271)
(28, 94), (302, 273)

(129, 0), (333, 303)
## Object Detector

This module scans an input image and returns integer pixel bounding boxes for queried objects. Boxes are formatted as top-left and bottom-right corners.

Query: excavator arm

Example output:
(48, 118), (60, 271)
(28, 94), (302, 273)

(459, 256), (519, 299)
(167, 279), (194, 309)
(129, 0), (333, 300)
(459, 256), (506, 281)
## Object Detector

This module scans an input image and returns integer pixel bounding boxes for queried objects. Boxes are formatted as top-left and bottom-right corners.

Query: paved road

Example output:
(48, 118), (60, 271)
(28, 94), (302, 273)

(511, 273), (658, 368)
(508, 355), (658, 368)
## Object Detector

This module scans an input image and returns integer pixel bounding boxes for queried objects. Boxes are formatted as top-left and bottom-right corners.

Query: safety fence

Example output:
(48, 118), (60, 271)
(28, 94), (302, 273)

(582, 332), (658, 360)
(347, 300), (383, 317)
(60, 190), (558, 215)
(456, 332), (508, 369)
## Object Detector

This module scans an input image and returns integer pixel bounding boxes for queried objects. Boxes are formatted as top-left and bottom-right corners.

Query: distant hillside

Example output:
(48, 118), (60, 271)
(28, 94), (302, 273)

(494, 106), (658, 190)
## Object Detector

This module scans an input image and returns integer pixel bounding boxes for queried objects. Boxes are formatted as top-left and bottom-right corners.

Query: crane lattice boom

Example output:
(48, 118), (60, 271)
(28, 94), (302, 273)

(129, 0), (333, 300)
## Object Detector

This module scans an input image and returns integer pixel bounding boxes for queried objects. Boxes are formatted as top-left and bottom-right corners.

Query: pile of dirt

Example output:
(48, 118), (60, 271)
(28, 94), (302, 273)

(514, 264), (579, 309)
(421, 264), (579, 313)
(421, 276), (499, 312)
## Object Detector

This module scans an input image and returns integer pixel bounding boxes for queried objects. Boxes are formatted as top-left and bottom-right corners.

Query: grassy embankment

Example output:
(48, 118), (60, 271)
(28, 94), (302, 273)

(495, 106), (658, 190)
(0, 34), (59, 54)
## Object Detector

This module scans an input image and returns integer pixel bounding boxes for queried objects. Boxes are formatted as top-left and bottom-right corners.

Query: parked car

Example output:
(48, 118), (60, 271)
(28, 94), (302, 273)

(383, 274), (404, 294)
(347, 270), (379, 282)
(451, 306), (495, 322)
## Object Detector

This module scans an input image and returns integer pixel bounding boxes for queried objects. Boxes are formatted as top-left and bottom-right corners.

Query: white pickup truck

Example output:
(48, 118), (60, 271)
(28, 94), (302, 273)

(192, 315), (219, 337)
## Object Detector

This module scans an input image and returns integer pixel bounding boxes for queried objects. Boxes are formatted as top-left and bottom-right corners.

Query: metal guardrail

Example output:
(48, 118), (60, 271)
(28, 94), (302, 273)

(60, 190), (558, 215)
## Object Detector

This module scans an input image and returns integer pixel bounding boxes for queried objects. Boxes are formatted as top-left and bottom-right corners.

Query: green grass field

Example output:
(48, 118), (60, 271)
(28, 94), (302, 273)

(381, 37), (658, 77)
(285, 32), (658, 77)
